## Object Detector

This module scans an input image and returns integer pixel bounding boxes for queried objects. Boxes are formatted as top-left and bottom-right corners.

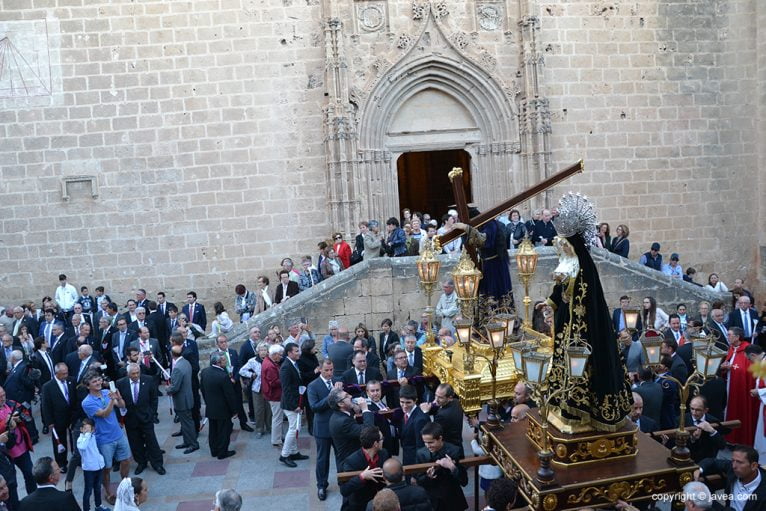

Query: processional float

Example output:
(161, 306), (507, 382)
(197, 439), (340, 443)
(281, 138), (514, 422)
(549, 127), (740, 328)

(416, 161), (724, 510)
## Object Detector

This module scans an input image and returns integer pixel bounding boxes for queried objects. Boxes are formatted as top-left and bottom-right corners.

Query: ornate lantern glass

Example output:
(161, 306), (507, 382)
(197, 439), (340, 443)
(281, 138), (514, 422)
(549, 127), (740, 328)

(416, 245), (441, 285)
(495, 313), (516, 339)
(641, 336), (664, 366)
(565, 345), (591, 379)
(522, 352), (551, 384)
(694, 344), (727, 378)
(453, 319), (473, 347)
(486, 323), (506, 349)
(623, 308), (640, 331)
(515, 237), (539, 276)
(509, 341), (532, 373)
(452, 250), (482, 301)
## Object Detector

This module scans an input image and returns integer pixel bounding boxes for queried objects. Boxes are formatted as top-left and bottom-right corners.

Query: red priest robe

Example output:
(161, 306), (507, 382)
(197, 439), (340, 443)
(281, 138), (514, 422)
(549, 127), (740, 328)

(725, 341), (758, 445)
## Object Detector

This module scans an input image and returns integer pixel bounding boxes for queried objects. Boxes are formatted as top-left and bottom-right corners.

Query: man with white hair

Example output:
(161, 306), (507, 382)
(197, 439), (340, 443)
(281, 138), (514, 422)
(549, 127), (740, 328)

(531, 208), (556, 246)
(682, 481), (712, 510)
(4, 350), (35, 408)
(435, 279), (458, 333)
(116, 363), (165, 475)
(66, 344), (96, 386)
(214, 489), (242, 511)
(128, 307), (148, 335)
(261, 344), (285, 447)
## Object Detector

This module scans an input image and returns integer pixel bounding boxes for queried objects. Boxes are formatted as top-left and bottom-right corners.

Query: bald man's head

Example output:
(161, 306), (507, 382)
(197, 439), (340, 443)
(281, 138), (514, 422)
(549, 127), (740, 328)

(382, 457), (404, 484)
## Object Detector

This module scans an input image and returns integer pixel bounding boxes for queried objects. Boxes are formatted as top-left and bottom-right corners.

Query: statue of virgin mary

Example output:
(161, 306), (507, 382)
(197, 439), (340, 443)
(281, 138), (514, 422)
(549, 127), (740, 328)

(544, 193), (632, 433)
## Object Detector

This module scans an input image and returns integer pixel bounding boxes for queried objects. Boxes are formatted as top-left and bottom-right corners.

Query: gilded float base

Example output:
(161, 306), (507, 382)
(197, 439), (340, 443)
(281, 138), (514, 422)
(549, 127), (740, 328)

(482, 418), (696, 510)
(526, 409), (638, 465)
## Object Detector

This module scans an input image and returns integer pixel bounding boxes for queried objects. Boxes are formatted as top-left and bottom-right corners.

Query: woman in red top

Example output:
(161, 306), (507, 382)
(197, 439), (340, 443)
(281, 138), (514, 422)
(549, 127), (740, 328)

(333, 233), (352, 270)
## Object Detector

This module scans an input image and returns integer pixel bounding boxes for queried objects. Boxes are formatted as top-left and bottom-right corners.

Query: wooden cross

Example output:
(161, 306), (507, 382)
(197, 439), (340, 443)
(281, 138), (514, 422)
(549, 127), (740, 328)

(438, 160), (584, 263)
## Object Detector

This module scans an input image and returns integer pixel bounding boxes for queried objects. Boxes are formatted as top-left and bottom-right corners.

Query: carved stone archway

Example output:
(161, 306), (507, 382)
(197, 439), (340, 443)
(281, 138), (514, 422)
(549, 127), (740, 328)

(356, 10), (521, 223)
(321, 0), (550, 235)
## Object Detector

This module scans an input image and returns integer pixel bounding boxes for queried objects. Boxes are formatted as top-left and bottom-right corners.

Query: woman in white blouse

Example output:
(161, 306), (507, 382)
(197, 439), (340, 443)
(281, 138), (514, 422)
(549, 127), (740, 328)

(642, 296), (669, 331)
(705, 273), (729, 293)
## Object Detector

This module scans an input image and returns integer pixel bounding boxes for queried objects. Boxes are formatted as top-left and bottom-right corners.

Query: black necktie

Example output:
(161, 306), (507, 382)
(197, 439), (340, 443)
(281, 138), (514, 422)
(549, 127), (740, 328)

(326, 379), (332, 391)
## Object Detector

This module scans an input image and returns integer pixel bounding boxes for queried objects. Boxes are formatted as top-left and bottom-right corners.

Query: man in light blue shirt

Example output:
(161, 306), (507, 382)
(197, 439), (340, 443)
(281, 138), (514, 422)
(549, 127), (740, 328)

(662, 253), (683, 279)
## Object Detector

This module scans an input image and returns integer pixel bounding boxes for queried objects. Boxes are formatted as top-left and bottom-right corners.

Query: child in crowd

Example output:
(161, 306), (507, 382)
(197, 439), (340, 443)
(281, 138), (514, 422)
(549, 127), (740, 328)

(76, 418), (109, 511)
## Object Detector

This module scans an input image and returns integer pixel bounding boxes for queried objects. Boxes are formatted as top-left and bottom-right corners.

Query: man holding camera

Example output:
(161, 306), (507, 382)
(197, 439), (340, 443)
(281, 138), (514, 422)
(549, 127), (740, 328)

(81, 372), (131, 506)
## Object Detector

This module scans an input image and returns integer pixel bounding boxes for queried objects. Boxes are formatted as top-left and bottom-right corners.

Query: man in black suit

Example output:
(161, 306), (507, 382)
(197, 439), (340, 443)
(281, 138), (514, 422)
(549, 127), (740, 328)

(657, 356), (680, 429)
(239, 326), (262, 422)
(629, 392), (659, 434)
(18, 457), (79, 511)
(166, 306), (180, 337)
(38, 309), (57, 344)
(200, 352), (238, 459)
(351, 338), (381, 372)
(728, 295), (760, 341)
(111, 318), (136, 366)
(664, 314), (686, 348)
(370, 457), (432, 511)
(365, 380), (399, 457)
(378, 319), (400, 366)
(687, 395), (726, 463)
(403, 335), (423, 373)
(135, 288), (148, 312)
(328, 329), (354, 378)
(414, 422), (468, 511)
(421, 383), (465, 458)
(700, 372), (728, 421)
(397, 384), (430, 465)
(156, 291), (175, 318)
(10, 306), (37, 342)
(387, 349), (419, 406)
(308, 359), (343, 501)
(116, 363), (165, 475)
(40, 363), (76, 472)
(4, 351), (35, 406)
(634, 367), (663, 425)
(30, 337), (55, 387)
(215, 335), (252, 432)
(339, 426), (390, 511)
(65, 344), (100, 386)
(661, 338), (689, 383)
(612, 295), (642, 340)
(698, 445), (766, 511)
(274, 270), (300, 304)
(707, 308), (730, 351)
(278, 342), (309, 467)
(328, 387), (376, 465)
(145, 301), (168, 363)
(182, 291), (207, 332)
(48, 322), (70, 365)
(342, 350), (383, 388)
(117, 347), (160, 380)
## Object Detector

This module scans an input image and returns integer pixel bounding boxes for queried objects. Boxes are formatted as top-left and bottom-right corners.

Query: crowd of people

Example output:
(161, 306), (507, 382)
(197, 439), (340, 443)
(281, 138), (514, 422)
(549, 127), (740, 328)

(0, 203), (764, 510)
(0, 275), (254, 511)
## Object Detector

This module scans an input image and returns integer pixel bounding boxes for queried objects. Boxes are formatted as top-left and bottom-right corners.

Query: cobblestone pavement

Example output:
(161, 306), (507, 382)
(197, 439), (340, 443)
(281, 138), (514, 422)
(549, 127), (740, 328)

(25, 393), (481, 511)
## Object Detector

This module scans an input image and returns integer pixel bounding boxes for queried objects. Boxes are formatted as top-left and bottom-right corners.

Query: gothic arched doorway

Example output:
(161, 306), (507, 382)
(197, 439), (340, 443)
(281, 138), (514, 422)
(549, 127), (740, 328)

(396, 149), (472, 221)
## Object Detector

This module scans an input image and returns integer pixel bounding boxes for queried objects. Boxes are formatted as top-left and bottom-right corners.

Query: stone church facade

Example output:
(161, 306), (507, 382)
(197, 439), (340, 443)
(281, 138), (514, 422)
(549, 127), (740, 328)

(0, 0), (764, 305)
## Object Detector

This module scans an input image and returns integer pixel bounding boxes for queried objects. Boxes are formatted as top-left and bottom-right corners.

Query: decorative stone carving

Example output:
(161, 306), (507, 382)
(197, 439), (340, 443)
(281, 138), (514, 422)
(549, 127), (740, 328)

(451, 31), (470, 50)
(371, 56), (390, 74)
(356, 2), (387, 33)
(412, 1), (428, 20)
(477, 3), (503, 31)
(397, 33), (414, 49)
(479, 51), (497, 71)
(432, 1), (449, 19)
